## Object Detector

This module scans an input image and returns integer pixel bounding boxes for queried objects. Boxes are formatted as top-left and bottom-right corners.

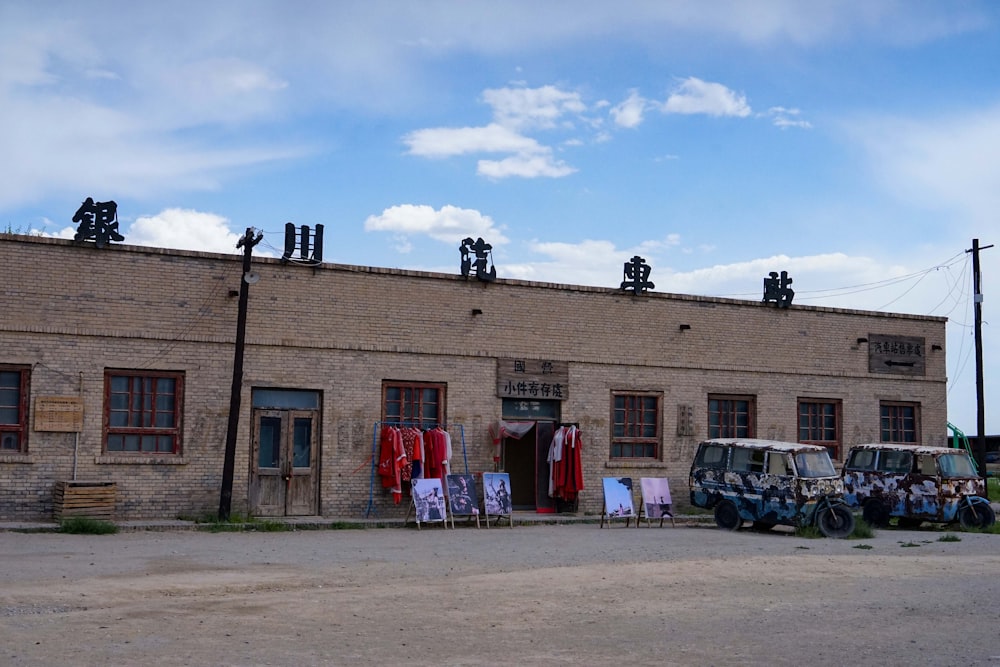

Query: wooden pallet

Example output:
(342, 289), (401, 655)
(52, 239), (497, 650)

(53, 481), (117, 520)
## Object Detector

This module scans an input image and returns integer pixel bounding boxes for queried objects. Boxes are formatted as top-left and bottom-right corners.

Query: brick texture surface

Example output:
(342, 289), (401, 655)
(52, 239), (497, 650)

(0, 235), (948, 520)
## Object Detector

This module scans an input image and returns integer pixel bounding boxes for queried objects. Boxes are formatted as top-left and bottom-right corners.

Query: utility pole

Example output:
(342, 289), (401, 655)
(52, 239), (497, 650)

(967, 238), (993, 476)
(219, 227), (263, 521)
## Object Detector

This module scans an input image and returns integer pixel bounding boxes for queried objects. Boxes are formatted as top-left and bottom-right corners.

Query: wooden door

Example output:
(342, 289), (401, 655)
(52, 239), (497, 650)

(250, 409), (318, 516)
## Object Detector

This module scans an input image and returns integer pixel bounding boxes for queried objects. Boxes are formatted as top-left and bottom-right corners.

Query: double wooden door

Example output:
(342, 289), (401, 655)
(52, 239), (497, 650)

(250, 409), (318, 516)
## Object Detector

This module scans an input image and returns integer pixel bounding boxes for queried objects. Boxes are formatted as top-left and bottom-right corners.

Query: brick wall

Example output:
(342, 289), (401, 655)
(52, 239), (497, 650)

(0, 235), (947, 520)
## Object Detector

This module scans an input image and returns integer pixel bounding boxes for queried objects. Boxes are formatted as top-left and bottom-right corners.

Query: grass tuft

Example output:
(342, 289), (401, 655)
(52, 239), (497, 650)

(59, 516), (119, 534)
(794, 525), (823, 539)
(849, 517), (876, 539)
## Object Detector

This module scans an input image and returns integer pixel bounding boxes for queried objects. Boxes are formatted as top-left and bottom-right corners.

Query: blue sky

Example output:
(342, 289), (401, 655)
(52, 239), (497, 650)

(3, 1), (1000, 434)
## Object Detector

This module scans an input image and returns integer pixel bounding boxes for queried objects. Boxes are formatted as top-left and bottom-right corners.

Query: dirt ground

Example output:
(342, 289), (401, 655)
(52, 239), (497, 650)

(2, 522), (1000, 667)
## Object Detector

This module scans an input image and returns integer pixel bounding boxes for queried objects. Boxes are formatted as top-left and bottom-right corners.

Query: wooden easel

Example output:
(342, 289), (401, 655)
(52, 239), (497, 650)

(482, 472), (514, 528)
(635, 503), (676, 528)
(408, 478), (448, 530)
(600, 477), (635, 528)
(635, 477), (676, 528)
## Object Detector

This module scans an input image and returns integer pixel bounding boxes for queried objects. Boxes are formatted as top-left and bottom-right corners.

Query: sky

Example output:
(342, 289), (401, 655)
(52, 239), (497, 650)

(2, 1), (1000, 435)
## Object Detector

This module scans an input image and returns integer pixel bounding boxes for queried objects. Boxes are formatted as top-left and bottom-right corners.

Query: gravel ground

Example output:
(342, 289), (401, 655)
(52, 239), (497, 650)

(1, 523), (999, 666)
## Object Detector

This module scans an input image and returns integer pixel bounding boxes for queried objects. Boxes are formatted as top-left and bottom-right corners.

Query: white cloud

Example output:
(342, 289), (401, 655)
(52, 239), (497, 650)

(662, 77), (751, 117)
(128, 208), (244, 254)
(482, 85), (586, 130)
(403, 123), (544, 158)
(404, 85), (590, 179)
(610, 90), (647, 128)
(478, 153), (576, 179)
(364, 204), (509, 246)
(766, 106), (813, 129)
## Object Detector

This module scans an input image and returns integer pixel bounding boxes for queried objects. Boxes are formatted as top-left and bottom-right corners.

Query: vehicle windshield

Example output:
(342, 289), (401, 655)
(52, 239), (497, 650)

(793, 451), (837, 478)
(937, 452), (978, 478)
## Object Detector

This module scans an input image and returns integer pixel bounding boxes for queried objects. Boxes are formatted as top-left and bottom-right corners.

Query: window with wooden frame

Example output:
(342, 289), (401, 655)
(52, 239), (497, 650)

(611, 392), (661, 459)
(0, 365), (30, 453)
(382, 381), (446, 428)
(798, 398), (842, 459)
(880, 401), (920, 444)
(708, 394), (756, 439)
(104, 370), (183, 454)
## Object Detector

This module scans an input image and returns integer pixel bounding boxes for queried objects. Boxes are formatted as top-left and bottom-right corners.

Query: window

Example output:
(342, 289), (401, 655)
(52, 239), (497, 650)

(708, 394), (755, 438)
(798, 399), (842, 458)
(611, 392), (661, 458)
(793, 451), (837, 478)
(845, 448), (876, 471)
(382, 381), (445, 428)
(104, 371), (183, 454)
(0, 366), (30, 453)
(731, 446), (765, 473)
(938, 453), (977, 479)
(876, 449), (912, 474)
(880, 401), (919, 443)
(694, 444), (728, 469)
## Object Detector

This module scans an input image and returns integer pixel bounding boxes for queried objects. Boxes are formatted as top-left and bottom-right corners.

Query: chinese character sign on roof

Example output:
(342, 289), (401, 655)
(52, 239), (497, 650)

(620, 255), (654, 294)
(460, 237), (497, 282)
(762, 270), (794, 308)
(73, 197), (124, 248)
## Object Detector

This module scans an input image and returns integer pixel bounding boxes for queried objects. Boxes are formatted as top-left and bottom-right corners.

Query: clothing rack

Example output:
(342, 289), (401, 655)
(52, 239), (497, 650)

(364, 421), (468, 518)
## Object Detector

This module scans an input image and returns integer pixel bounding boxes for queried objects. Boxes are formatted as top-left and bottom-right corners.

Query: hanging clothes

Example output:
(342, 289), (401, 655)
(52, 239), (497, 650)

(548, 425), (584, 502)
(377, 425), (407, 504)
(423, 427), (453, 485)
(399, 427), (424, 482)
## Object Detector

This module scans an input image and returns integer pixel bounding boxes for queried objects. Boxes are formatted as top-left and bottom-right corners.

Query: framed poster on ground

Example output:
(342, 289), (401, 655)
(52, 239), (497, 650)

(638, 477), (676, 527)
(482, 472), (513, 528)
(446, 474), (480, 528)
(600, 477), (635, 528)
(411, 478), (447, 529)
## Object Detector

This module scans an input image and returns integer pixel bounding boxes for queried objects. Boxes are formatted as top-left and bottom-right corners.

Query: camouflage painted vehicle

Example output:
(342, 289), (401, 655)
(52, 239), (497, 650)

(841, 444), (995, 530)
(689, 438), (855, 538)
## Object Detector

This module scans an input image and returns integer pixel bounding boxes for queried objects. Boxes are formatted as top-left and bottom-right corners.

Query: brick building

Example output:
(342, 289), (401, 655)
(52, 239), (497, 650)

(0, 234), (947, 521)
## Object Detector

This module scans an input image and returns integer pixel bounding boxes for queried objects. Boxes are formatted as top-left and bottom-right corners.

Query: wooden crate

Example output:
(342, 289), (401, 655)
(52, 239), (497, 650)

(53, 481), (117, 520)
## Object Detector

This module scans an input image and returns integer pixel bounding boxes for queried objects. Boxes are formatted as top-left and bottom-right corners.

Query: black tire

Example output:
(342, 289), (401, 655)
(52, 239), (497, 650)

(751, 521), (775, 532)
(816, 505), (855, 539)
(896, 517), (922, 530)
(714, 501), (742, 531)
(958, 503), (996, 530)
(862, 500), (890, 528)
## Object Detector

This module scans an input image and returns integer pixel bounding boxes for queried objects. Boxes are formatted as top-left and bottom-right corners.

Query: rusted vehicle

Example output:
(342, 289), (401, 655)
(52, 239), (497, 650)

(689, 438), (855, 538)
(841, 444), (995, 529)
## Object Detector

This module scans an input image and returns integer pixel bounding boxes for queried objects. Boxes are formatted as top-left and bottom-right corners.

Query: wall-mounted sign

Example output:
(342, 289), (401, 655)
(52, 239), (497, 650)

(34, 396), (84, 432)
(496, 358), (569, 400)
(868, 334), (925, 376)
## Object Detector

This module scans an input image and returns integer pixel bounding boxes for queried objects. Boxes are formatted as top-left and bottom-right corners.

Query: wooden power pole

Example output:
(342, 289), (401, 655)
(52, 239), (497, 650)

(219, 227), (263, 521)
(968, 238), (993, 476)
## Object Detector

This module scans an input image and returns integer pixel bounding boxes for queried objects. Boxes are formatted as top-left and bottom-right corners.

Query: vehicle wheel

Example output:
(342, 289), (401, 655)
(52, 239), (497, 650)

(896, 517), (922, 530)
(714, 501), (742, 531)
(862, 501), (890, 528)
(816, 505), (855, 539)
(958, 503), (996, 530)
(751, 521), (775, 532)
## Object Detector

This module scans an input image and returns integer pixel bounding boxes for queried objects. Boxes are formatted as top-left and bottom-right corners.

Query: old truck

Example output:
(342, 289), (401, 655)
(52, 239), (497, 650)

(841, 443), (995, 529)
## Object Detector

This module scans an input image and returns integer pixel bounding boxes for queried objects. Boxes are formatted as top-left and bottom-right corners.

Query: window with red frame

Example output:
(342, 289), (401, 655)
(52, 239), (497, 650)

(382, 381), (445, 428)
(0, 366), (30, 453)
(880, 401), (919, 444)
(708, 394), (756, 439)
(611, 392), (661, 458)
(105, 371), (183, 454)
(798, 399), (842, 459)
